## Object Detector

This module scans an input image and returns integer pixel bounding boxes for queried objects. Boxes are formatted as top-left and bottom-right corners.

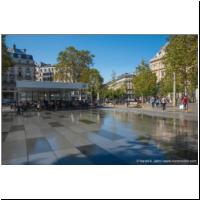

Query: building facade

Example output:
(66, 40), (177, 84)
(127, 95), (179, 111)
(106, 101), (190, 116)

(106, 73), (134, 100)
(2, 44), (35, 103)
(35, 62), (55, 81)
(150, 45), (166, 82)
(150, 44), (198, 102)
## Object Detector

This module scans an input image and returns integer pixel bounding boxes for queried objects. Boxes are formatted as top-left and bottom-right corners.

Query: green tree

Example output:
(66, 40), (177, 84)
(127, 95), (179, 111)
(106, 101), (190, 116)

(2, 35), (13, 73)
(54, 46), (94, 83)
(159, 74), (183, 96)
(101, 88), (114, 100)
(80, 67), (103, 99)
(106, 89), (114, 100)
(163, 35), (198, 95)
(115, 87), (126, 102)
(133, 60), (157, 102)
(109, 89), (115, 100)
(99, 84), (109, 100)
(115, 85), (126, 99)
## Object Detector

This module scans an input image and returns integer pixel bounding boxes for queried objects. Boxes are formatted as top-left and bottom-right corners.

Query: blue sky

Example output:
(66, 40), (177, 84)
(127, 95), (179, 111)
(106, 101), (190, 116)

(6, 34), (168, 83)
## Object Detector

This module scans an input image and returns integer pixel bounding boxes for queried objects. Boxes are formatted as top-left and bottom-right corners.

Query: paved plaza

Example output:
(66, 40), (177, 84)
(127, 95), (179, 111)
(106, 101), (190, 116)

(2, 109), (198, 165)
(103, 103), (198, 121)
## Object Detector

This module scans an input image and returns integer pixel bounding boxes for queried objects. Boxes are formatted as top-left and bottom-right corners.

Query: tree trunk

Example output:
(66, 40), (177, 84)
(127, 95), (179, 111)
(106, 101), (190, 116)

(184, 81), (187, 96)
(141, 95), (144, 107)
(97, 92), (100, 106)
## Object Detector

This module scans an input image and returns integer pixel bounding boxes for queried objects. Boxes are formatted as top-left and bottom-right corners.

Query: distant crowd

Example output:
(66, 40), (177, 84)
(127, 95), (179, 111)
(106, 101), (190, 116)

(10, 99), (90, 115)
(149, 95), (189, 111)
(8, 95), (190, 115)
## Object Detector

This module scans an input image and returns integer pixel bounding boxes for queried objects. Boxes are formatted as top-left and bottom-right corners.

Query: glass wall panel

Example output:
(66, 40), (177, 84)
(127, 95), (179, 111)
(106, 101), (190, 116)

(19, 92), (26, 102)
(26, 92), (32, 101)
(32, 91), (38, 102)
(38, 91), (45, 101)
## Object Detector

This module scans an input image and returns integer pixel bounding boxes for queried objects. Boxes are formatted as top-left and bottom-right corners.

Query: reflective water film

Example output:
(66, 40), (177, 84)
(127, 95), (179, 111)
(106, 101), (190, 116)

(2, 109), (198, 165)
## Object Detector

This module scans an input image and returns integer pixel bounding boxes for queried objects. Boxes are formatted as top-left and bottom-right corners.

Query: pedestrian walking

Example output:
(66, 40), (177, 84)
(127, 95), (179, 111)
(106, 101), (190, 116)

(161, 97), (167, 111)
(155, 97), (160, 108)
(126, 99), (129, 107)
(182, 95), (189, 111)
(37, 101), (41, 112)
(20, 102), (24, 115)
(16, 104), (20, 115)
(150, 96), (155, 108)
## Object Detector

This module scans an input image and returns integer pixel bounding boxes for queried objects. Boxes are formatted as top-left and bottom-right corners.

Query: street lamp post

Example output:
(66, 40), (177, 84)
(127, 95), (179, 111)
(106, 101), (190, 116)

(97, 92), (100, 105)
(90, 91), (93, 105)
(173, 72), (176, 107)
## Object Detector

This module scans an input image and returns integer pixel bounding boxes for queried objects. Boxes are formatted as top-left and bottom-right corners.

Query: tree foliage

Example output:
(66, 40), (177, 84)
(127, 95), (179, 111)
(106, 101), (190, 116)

(79, 67), (103, 98)
(100, 85), (126, 100)
(163, 35), (198, 94)
(158, 73), (183, 96)
(99, 85), (109, 99)
(2, 35), (13, 73)
(114, 87), (126, 99)
(133, 59), (157, 98)
(53, 46), (104, 100)
(54, 46), (94, 83)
